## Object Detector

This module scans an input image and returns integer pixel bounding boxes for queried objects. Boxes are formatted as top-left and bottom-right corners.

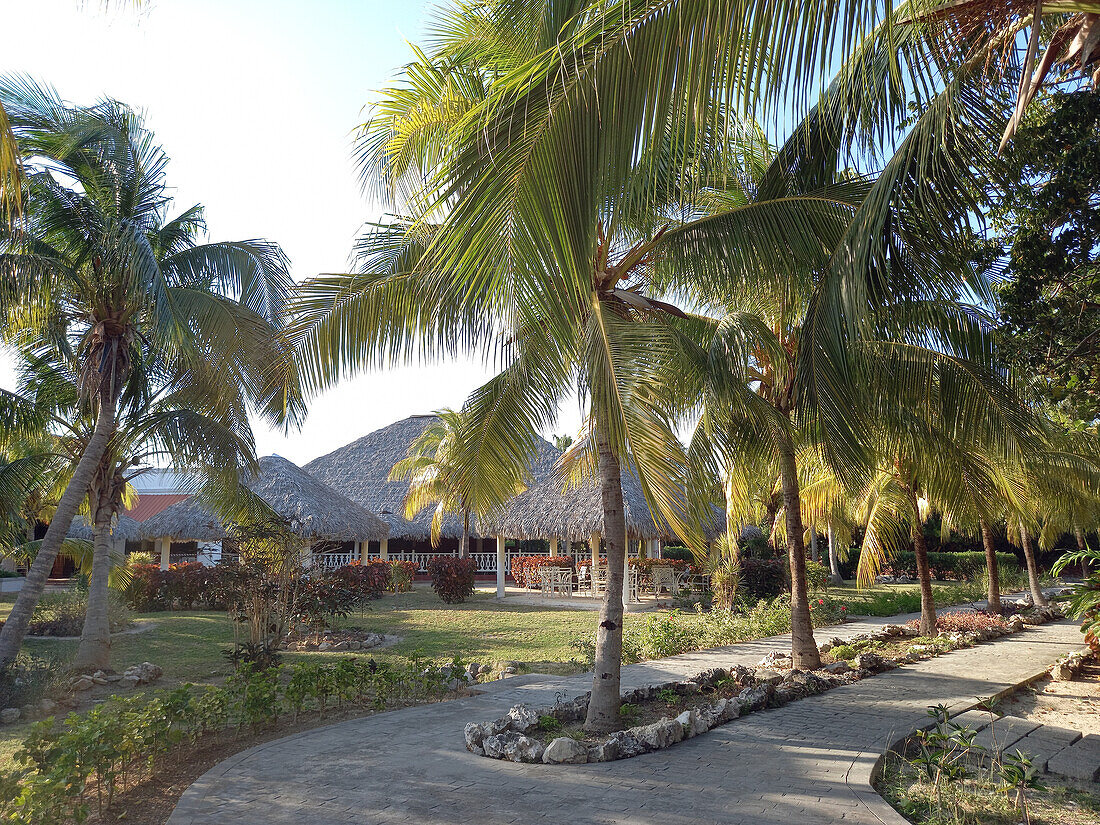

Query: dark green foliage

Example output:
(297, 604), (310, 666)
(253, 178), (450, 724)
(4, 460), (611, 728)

(992, 90), (1100, 421)
(880, 551), (1019, 582)
(739, 558), (787, 599)
(0, 652), (63, 709)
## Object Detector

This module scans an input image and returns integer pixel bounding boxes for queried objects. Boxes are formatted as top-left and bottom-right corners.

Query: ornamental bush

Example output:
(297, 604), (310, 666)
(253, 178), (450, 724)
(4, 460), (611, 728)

(329, 561), (391, 600)
(426, 556), (477, 603)
(739, 558), (787, 599)
(804, 559), (830, 592)
(161, 562), (209, 609)
(120, 563), (165, 611)
(388, 560), (418, 592)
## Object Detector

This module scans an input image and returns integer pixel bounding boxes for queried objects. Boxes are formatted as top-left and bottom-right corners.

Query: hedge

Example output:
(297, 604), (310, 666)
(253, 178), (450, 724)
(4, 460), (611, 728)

(881, 551), (1019, 581)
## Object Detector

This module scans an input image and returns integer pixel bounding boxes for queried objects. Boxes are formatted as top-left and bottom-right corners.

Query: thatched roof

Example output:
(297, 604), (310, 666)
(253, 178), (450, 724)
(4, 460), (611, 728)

(487, 467), (722, 542)
(138, 497), (226, 542)
(140, 455), (389, 542)
(68, 514), (142, 542)
(305, 415), (561, 541)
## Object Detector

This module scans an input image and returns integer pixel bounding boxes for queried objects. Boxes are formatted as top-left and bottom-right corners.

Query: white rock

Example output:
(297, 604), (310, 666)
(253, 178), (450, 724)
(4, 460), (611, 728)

(543, 737), (588, 764)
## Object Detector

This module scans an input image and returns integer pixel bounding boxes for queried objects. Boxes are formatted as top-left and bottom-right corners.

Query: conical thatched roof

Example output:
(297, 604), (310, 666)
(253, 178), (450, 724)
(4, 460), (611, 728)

(487, 468), (723, 543)
(68, 514), (142, 542)
(139, 455), (389, 542)
(305, 415), (561, 541)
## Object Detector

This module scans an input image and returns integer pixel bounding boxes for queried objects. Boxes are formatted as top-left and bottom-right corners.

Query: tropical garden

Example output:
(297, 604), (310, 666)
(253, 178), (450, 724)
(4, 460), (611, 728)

(0, 0), (1099, 822)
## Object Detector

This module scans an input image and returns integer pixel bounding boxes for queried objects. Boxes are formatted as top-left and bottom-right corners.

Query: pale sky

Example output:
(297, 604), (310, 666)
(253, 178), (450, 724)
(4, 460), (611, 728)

(0, 0), (583, 465)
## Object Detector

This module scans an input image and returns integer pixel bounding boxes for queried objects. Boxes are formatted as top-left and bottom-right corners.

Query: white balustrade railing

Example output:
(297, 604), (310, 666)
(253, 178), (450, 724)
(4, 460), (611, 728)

(308, 547), (627, 574)
(311, 552), (355, 570)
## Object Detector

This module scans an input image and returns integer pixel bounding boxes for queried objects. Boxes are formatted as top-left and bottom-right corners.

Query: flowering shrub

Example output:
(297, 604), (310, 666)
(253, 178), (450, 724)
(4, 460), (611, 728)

(804, 559), (830, 592)
(292, 576), (363, 629)
(905, 612), (1009, 634)
(510, 556), (574, 588)
(426, 556), (477, 603)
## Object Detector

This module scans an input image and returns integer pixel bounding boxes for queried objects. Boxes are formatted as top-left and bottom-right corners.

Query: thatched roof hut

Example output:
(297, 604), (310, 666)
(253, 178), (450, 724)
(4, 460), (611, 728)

(68, 514), (142, 542)
(305, 415), (560, 541)
(486, 467), (721, 542)
(139, 455), (389, 542)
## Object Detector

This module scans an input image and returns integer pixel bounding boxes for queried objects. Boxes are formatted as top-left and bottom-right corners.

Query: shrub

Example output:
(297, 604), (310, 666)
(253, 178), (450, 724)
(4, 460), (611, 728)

(4, 591), (132, 637)
(161, 562), (208, 609)
(804, 559), (830, 592)
(880, 550), (1019, 582)
(740, 558), (787, 599)
(120, 563), (165, 612)
(905, 612), (1009, 634)
(293, 575), (362, 629)
(330, 561), (391, 601)
(388, 560), (417, 592)
(0, 653), (64, 710)
(426, 556), (476, 603)
(127, 550), (156, 566)
(661, 545), (694, 562)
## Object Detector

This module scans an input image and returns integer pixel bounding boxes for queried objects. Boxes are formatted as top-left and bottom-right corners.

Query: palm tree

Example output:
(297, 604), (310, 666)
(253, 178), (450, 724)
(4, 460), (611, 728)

(0, 78), (301, 664)
(389, 409), (526, 558)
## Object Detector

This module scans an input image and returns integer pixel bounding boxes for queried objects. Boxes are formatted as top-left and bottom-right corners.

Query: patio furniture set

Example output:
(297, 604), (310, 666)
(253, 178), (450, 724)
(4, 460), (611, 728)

(535, 563), (694, 600)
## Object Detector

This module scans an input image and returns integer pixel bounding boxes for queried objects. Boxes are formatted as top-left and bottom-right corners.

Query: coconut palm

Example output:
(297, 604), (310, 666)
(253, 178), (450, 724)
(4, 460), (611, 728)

(388, 408), (526, 558)
(0, 78), (301, 664)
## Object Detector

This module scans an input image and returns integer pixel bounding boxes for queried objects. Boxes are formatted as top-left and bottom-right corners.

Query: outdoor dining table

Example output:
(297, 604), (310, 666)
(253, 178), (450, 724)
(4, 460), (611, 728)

(538, 566), (574, 598)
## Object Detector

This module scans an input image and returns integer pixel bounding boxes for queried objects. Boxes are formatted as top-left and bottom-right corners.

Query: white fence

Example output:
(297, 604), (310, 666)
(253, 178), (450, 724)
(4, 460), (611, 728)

(311, 546), (637, 573)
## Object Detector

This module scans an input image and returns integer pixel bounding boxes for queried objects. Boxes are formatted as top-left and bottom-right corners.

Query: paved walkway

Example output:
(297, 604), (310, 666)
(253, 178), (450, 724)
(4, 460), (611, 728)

(169, 615), (1087, 825)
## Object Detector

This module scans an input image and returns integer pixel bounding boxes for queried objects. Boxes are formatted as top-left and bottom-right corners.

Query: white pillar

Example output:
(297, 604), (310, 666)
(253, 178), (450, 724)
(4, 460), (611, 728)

(495, 536), (507, 598)
(550, 536), (559, 557)
(623, 550), (632, 609)
(158, 536), (171, 571)
(353, 541), (361, 562)
(380, 537), (389, 561)
(300, 541), (313, 569)
(590, 532), (600, 570)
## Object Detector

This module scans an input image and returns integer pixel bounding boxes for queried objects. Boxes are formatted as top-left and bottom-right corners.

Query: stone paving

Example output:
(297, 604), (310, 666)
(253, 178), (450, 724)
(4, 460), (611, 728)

(168, 615), (1088, 825)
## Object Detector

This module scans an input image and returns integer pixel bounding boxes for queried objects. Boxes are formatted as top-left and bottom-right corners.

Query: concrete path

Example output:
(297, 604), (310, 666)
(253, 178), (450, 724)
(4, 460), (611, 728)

(168, 616), (1087, 825)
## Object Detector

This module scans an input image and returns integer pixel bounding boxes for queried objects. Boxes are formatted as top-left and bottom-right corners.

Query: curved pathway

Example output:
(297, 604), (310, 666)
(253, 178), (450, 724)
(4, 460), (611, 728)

(169, 615), (1086, 825)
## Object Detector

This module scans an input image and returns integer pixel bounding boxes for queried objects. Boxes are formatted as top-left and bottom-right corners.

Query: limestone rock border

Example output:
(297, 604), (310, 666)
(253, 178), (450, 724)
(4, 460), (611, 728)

(464, 607), (1062, 765)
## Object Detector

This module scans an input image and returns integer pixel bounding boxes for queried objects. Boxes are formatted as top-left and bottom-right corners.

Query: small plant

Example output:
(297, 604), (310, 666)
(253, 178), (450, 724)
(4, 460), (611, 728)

(998, 748), (1039, 821)
(709, 559), (740, 610)
(656, 687), (678, 705)
(618, 702), (641, 724)
(537, 714), (562, 733)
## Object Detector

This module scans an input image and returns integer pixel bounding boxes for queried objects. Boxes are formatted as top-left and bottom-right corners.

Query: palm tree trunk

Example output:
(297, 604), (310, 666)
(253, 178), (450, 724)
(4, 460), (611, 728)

(584, 421), (627, 734)
(980, 515), (1001, 614)
(73, 501), (113, 672)
(904, 485), (938, 636)
(776, 426), (820, 670)
(1018, 521), (1048, 607)
(724, 476), (741, 567)
(827, 524), (842, 584)
(0, 388), (117, 665)
(762, 490), (781, 552)
(459, 509), (470, 559)
(1073, 523), (1090, 578)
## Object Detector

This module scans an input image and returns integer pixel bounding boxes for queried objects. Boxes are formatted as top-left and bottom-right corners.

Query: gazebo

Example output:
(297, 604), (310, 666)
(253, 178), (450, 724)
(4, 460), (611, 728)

(139, 455), (389, 569)
(67, 514), (143, 562)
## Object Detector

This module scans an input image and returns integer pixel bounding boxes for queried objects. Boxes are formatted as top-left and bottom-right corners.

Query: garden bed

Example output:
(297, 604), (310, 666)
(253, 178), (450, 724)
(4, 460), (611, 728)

(465, 607), (1062, 764)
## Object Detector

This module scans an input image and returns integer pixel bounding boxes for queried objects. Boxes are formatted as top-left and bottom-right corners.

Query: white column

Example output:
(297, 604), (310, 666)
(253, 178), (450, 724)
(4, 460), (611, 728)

(622, 549), (632, 609)
(590, 532), (600, 569)
(353, 541), (361, 562)
(495, 536), (507, 598)
(300, 541), (313, 569)
(550, 536), (559, 557)
(158, 536), (171, 571)
(380, 538), (389, 561)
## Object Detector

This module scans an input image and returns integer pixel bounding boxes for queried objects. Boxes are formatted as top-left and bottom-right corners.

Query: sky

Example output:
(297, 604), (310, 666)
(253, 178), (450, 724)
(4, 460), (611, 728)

(0, 0), (584, 466)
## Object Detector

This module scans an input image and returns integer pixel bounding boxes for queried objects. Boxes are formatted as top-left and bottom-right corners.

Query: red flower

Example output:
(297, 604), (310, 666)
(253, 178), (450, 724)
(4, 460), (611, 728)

(818, 598), (824, 605)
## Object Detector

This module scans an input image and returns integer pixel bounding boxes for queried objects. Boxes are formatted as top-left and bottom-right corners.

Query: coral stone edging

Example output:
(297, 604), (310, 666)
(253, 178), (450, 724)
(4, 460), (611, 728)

(465, 608), (1062, 765)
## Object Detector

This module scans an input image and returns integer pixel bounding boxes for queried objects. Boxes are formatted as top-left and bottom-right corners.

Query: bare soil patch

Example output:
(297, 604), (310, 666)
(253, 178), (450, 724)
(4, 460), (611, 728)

(1003, 660), (1100, 736)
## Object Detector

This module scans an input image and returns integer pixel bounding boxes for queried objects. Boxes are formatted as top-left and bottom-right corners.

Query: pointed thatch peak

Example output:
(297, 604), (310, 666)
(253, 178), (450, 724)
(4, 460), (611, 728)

(304, 415), (561, 541)
(139, 455), (389, 542)
(68, 514), (142, 542)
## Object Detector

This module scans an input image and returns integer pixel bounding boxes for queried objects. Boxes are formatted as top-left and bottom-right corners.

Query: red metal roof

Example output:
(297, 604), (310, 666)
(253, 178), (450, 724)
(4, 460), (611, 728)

(126, 493), (189, 522)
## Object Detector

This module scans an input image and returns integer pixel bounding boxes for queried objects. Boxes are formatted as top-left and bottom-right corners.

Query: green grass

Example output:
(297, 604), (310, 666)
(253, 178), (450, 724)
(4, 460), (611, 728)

(828, 580), (988, 616)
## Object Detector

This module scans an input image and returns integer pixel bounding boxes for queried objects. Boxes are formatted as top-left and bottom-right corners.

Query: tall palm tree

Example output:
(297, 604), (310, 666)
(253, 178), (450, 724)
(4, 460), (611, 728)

(0, 78), (301, 664)
(4, 345), (259, 671)
(389, 408), (526, 558)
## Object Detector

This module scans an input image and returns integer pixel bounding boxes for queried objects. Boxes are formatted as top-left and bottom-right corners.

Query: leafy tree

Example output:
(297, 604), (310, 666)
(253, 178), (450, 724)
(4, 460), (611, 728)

(0, 79), (301, 663)
(991, 90), (1100, 422)
(388, 409), (525, 558)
